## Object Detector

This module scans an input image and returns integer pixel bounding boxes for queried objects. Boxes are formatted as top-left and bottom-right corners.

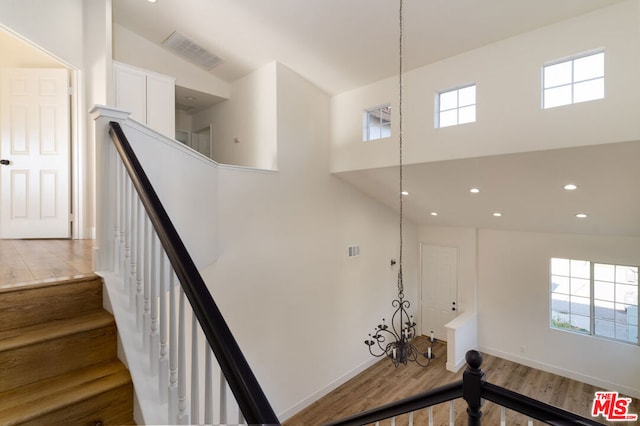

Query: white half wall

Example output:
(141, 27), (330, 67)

(477, 229), (640, 398)
(331, 0), (640, 172)
(200, 63), (419, 420)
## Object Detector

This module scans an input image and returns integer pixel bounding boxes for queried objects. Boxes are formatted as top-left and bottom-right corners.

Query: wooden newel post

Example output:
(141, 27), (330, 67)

(463, 350), (485, 426)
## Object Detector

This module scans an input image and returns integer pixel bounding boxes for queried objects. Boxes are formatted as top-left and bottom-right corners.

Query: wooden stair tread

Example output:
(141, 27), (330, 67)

(0, 360), (131, 425)
(0, 273), (100, 294)
(0, 310), (113, 352)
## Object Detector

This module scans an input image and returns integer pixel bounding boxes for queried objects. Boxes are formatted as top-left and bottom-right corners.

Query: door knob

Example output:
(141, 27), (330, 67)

(0, 159), (10, 165)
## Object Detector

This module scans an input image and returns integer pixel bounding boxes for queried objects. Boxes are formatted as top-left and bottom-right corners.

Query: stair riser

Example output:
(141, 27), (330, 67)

(11, 383), (134, 426)
(0, 324), (117, 393)
(0, 278), (103, 332)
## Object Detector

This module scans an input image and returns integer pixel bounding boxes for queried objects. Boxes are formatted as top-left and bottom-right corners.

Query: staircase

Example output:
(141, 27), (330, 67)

(0, 274), (134, 425)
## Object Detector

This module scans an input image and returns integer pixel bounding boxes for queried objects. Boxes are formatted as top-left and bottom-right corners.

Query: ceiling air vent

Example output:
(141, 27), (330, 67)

(161, 31), (223, 71)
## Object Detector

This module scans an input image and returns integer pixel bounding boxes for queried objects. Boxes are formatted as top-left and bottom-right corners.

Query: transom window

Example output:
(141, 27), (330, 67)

(363, 104), (391, 141)
(550, 257), (639, 345)
(437, 84), (476, 128)
(543, 51), (605, 109)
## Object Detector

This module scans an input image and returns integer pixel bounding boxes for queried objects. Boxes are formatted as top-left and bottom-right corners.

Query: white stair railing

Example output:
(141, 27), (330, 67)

(93, 108), (277, 426)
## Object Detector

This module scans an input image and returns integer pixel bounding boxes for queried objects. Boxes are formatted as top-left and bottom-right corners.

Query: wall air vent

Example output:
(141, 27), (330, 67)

(161, 31), (223, 71)
(347, 245), (360, 258)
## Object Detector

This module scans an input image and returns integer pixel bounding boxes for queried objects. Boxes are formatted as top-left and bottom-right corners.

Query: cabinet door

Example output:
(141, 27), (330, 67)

(113, 63), (147, 124)
(146, 74), (175, 138)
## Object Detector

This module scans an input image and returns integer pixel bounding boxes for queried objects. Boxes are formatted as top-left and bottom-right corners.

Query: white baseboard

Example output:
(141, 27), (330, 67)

(277, 356), (381, 422)
(479, 345), (640, 400)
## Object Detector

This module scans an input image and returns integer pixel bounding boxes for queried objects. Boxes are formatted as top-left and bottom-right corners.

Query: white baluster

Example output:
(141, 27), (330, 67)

(205, 348), (213, 424)
(143, 218), (151, 344)
(191, 315), (199, 424)
(113, 158), (121, 272)
(150, 233), (160, 373)
(391, 416), (396, 426)
(449, 400), (454, 426)
(177, 289), (189, 425)
(168, 271), (178, 422)
(123, 177), (131, 291)
(136, 198), (144, 323)
(429, 405), (433, 426)
(527, 419), (533, 426)
(408, 411), (414, 426)
(129, 187), (137, 306)
(119, 164), (126, 271)
(500, 406), (506, 426)
(159, 252), (169, 403)
(219, 374), (227, 425)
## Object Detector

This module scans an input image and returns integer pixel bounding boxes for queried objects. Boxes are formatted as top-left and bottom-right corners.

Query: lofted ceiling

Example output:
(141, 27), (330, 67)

(113, 0), (638, 237)
(112, 0), (626, 95)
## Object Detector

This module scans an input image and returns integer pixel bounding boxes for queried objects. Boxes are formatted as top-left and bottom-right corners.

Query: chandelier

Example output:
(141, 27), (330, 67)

(364, 0), (433, 368)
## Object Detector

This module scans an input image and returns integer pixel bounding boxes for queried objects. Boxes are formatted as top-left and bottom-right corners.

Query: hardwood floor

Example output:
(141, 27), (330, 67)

(0, 239), (93, 287)
(285, 337), (640, 426)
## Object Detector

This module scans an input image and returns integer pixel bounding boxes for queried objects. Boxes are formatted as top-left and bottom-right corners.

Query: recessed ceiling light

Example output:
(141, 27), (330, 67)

(469, 188), (480, 194)
(564, 184), (578, 191)
(147, 0), (157, 3)
(430, 212), (438, 216)
(575, 213), (588, 219)
(493, 212), (502, 217)
(185, 96), (196, 101)
(401, 191), (409, 196)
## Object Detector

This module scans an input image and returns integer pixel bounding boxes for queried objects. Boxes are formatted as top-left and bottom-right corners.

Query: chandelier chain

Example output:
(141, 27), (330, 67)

(397, 0), (404, 297)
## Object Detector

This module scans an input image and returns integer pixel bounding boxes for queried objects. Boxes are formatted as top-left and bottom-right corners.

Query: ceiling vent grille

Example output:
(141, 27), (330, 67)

(161, 31), (223, 71)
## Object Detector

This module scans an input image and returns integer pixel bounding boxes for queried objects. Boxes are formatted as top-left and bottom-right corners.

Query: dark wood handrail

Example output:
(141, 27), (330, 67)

(482, 382), (603, 425)
(326, 350), (605, 425)
(108, 121), (279, 425)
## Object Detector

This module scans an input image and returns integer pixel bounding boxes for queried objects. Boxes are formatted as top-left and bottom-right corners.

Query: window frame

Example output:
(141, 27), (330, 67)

(550, 257), (639, 345)
(542, 50), (605, 109)
(436, 84), (477, 128)
(362, 104), (391, 142)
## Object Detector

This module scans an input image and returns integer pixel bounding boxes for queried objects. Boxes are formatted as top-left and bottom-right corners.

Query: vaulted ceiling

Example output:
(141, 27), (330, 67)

(113, 0), (639, 237)
(112, 0), (626, 95)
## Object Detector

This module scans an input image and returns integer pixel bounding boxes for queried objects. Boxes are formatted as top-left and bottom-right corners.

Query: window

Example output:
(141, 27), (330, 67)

(363, 105), (391, 141)
(551, 258), (639, 344)
(543, 51), (604, 109)
(437, 84), (476, 128)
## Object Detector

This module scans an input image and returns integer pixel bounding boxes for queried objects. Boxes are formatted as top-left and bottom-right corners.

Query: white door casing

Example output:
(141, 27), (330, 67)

(0, 68), (70, 238)
(421, 244), (458, 341)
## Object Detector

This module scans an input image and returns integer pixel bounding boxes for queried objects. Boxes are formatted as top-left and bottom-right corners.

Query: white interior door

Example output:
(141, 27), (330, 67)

(421, 245), (458, 341)
(1, 68), (70, 238)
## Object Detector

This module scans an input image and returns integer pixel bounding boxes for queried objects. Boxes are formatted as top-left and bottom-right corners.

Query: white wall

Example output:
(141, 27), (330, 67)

(201, 62), (419, 420)
(191, 62), (278, 170)
(113, 23), (230, 100)
(0, 0), (84, 68)
(477, 229), (640, 397)
(331, 0), (640, 172)
(0, 29), (62, 67)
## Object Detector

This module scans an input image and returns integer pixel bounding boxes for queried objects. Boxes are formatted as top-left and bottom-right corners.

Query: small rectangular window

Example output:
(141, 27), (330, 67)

(543, 51), (604, 109)
(363, 105), (391, 141)
(551, 257), (639, 345)
(437, 84), (476, 128)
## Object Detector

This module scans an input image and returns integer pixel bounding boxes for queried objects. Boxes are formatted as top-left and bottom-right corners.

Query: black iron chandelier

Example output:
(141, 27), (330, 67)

(364, 0), (433, 368)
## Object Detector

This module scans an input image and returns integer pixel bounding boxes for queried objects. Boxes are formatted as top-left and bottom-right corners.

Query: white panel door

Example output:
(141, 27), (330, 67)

(1, 68), (70, 238)
(421, 245), (458, 341)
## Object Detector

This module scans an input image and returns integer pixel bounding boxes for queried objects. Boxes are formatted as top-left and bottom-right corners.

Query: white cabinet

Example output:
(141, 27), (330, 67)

(113, 61), (175, 138)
